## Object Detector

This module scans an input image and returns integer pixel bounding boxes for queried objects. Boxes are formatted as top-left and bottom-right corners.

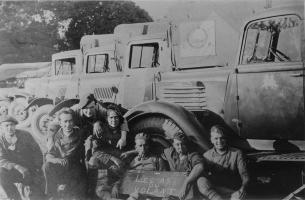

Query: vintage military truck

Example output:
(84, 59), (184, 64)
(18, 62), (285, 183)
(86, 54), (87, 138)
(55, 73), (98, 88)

(0, 62), (51, 126)
(118, 4), (304, 196)
(39, 4), (305, 155)
(22, 34), (117, 140)
(23, 3), (304, 197)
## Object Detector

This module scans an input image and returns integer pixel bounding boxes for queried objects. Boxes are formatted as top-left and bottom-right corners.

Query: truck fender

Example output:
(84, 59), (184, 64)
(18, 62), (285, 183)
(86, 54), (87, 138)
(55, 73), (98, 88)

(124, 100), (211, 152)
(12, 92), (32, 100)
(49, 99), (80, 116)
(24, 98), (53, 111)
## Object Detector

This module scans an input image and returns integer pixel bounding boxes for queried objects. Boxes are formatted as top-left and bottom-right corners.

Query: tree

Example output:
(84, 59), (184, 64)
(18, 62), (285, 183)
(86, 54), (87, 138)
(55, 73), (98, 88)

(0, 1), (152, 63)
(63, 1), (153, 50)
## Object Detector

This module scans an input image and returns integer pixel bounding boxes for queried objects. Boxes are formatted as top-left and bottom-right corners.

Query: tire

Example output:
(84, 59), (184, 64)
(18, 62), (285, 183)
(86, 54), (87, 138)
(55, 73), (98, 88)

(31, 104), (54, 145)
(9, 98), (31, 128)
(129, 115), (182, 154)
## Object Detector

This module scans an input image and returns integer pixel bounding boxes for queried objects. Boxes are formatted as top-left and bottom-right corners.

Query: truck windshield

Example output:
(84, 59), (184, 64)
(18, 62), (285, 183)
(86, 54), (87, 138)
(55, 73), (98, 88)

(241, 15), (301, 64)
(129, 43), (159, 69)
(55, 57), (76, 75)
(87, 54), (109, 73)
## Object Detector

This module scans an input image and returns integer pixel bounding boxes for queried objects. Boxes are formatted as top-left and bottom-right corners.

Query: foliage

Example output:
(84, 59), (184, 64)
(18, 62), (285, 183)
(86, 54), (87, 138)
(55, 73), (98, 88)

(0, 1), (152, 63)
(63, 1), (152, 50)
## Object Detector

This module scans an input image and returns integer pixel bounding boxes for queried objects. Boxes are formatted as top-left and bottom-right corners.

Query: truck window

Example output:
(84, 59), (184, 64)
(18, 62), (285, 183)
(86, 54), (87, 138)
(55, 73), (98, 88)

(87, 54), (109, 73)
(129, 43), (159, 69)
(55, 58), (76, 75)
(241, 15), (301, 64)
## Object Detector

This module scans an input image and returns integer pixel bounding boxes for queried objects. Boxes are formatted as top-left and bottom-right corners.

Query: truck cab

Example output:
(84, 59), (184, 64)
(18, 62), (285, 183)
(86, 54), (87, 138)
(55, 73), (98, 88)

(78, 44), (121, 103)
(224, 5), (305, 151)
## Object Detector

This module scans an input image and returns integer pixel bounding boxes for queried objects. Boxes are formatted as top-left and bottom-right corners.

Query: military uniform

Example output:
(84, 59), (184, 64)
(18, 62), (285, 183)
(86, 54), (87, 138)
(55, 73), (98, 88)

(161, 146), (203, 172)
(43, 127), (87, 198)
(0, 129), (43, 199)
(203, 147), (249, 193)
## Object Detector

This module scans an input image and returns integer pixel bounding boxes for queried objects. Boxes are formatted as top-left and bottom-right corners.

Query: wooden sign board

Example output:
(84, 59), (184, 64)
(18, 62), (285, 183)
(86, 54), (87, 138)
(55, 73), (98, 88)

(120, 170), (186, 197)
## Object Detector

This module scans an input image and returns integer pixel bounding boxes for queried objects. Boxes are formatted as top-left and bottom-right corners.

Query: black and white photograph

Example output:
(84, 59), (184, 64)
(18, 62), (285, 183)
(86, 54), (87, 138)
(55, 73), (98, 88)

(0, 0), (304, 199)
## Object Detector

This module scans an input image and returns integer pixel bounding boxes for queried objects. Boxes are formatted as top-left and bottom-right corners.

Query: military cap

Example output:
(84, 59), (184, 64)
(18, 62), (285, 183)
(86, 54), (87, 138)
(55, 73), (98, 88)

(135, 132), (149, 142)
(79, 93), (96, 109)
(0, 115), (18, 125)
(173, 131), (188, 143)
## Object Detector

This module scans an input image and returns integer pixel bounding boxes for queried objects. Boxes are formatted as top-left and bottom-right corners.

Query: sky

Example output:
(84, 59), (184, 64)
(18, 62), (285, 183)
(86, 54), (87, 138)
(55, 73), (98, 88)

(133, 0), (175, 20)
(133, 0), (304, 21)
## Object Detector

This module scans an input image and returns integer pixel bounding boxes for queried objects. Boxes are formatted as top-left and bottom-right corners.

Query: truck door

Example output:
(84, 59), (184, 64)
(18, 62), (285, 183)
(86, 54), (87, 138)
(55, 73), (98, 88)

(47, 55), (80, 102)
(78, 50), (123, 103)
(233, 15), (304, 141)
(122, 40), (163, 109)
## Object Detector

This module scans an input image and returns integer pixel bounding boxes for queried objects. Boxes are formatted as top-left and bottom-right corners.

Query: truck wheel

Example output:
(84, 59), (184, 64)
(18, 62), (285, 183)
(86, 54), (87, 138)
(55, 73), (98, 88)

(129, 115), (182, 153)
(0, 100), (10, 117)
(9, 98), (30, 128)
(31, 104), (53, 144)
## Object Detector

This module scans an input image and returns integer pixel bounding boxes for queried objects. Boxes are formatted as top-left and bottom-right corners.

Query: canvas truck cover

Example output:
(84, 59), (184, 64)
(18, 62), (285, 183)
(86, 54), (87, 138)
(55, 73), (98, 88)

(171, 17), (238, 68)
(16, 64), (51, 79)
(0, 62), (51, 81)
(80, 34), (115, 54)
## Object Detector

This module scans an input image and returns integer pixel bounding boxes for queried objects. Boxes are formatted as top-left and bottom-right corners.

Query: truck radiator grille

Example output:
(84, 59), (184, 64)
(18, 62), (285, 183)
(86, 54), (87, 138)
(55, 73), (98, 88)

(94, 87), (114, 101)
(159, 85), (207, 111)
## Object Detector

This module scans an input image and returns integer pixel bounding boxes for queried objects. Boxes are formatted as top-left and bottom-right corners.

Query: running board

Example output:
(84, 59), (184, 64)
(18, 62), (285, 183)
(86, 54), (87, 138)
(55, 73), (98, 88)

(247, 151), (305, 162)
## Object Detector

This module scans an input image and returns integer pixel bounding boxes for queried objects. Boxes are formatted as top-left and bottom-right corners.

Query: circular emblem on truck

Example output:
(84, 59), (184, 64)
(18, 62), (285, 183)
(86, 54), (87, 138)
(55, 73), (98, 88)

(187, 27), (208, 49)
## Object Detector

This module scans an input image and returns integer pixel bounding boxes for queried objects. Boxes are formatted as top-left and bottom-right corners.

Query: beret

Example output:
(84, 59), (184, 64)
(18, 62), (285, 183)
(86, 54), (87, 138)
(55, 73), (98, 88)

(79, 93), (96, 109)
(0, 115), (18, 125)
(135, 132), (149, 142)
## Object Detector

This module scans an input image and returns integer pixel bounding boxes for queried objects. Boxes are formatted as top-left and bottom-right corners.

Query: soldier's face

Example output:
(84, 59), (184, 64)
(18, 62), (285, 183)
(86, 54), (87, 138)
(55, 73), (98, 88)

(59, 113), (74, 135)
(210, 131), (226, 151)
(83, 101), (96, 118)
(107, 110), (120, 128)
(135, 139), (148, 156)
(173, 139), (187, 155)
(1, 121), (16, 138)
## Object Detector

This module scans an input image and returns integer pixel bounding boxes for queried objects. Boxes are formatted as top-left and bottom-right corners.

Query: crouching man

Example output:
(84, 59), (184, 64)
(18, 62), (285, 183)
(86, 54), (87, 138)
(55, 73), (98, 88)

(127, 132), (166, 171)
(161, 132), (222, 200)
(203, 125), (250, 200)
(0, 115), (43, 200)
(43, 108), (87, 199)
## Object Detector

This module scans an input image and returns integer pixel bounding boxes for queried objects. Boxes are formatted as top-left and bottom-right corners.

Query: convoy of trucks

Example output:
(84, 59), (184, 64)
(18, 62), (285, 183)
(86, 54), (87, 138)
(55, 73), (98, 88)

(1, 2), (304, 198)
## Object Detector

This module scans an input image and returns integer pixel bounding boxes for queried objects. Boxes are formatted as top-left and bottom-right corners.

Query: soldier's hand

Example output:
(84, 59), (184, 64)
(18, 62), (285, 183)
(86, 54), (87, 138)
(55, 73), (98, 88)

(93, 122), (102, 138)
(15, 165), (30, 179)
(120, 152), (130, 159)
(116, 138), (126, 149)
(85, 135), (93, 151)
(57, 158), (68, 167)
(111, 185), (119, 198)
(111, 156), (123, 168)
(231, 188), (246, 200)
(178, 182), (190, 200)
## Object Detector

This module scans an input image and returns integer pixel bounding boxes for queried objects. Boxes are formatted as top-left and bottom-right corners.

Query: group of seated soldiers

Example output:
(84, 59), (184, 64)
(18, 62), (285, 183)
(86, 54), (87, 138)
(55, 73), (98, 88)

(0, 93), (249, 200)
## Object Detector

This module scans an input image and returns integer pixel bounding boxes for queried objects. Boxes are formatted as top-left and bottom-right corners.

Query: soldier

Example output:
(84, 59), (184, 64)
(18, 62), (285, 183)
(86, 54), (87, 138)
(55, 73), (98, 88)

(0, 115), (43, 200)
(85, 104), (128, 200)
(43, 108), (87, 199)
(85, 104), (128, 160)
(75, 93), (128, 151)
(203, 125), (250, 200)
(128, 132), (166, 171)
(161, 132), (222, 200)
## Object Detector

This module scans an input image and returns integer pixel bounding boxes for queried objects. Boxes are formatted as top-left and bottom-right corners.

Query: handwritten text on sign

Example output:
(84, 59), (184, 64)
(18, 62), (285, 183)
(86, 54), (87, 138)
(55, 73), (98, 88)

(121, 170), (186, 197)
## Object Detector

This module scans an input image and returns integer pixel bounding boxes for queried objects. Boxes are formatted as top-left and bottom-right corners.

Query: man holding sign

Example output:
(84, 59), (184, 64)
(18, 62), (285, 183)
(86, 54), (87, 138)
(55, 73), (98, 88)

(129, 132), (166, 171)
(162, 132), (223, 200)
